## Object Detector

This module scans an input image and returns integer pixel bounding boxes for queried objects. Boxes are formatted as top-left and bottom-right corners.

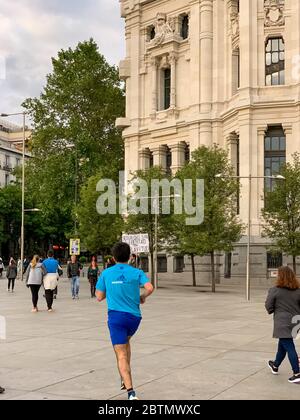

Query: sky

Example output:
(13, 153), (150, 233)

(0, 0), (125, 124)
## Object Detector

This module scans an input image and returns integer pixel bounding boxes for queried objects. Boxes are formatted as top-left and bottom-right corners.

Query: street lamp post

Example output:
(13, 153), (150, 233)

(216, 173), (285, 301)
(1, 111), (28, 281)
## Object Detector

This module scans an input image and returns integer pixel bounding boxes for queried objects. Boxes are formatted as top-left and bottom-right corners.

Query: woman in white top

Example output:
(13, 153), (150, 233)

(25, 255), (46, 313)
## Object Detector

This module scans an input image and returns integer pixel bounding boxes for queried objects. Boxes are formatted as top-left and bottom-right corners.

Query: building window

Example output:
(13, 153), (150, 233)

(166, 146), (172, 174)
(149, 151), (154, 168)
(264, 127), (286, 192)
(232, 48), (240, 94)
(163, 68), (171, 110)
(16, 158), (21, 167)
(180, 14), (189, 40)
(147, 25), (156, 41)
(5, 155), (10, 167)
(157, 255), (168, 273)
(184, 143), (190, 163)
(267, 252), (283, 269)
(266, 37), (285, 86)
(5, 174), (9, 186)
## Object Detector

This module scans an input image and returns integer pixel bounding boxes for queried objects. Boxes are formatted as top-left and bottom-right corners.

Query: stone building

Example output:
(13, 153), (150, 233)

(117, 0), (300, 282)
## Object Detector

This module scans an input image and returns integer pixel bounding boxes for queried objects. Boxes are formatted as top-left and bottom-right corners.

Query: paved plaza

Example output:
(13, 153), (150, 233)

(0, 273), (299, 400)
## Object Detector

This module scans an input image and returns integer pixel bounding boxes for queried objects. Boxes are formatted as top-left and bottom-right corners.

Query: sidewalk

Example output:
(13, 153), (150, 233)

(0, 274), (299, 400)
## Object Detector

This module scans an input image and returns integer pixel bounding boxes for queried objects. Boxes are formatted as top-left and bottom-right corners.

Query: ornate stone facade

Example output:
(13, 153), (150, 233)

(264, 0), (285, 27)
(117, 0), (300, 281)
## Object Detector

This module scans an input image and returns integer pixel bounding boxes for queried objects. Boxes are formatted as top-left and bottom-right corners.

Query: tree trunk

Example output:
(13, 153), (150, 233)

(293, 255), (297, 275)
(210, 251), (216, 293)
(191, 254), (196, 287)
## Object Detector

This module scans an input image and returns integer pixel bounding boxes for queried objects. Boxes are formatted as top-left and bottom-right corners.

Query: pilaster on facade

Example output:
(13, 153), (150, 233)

(169, 142), (186, 174)
(226, 132), (239, 175)
(152, 145), (168, 169)
(139, 148), (151, 170)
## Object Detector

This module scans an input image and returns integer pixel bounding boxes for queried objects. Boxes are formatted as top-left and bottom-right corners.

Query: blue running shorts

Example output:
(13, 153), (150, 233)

(108, 310), (142, 346)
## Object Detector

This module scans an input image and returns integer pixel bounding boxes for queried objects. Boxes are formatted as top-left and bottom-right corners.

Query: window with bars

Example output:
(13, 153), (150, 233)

(267, 252), (283, 269)
(264, 127), (286, 192)
(265, 37), (285, 86)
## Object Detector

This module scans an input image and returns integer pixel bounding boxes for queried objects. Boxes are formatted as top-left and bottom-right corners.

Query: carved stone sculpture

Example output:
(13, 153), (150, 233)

(264, 0), (285, 27)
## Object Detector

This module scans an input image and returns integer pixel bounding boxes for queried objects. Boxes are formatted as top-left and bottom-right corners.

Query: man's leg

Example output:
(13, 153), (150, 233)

(71, 277), (76, 298)
(114, 344), (133, 391)
(76, 276), (80, 297)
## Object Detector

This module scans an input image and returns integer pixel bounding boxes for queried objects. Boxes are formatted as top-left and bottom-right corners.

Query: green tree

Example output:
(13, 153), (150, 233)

(175, 145), (243, 292)
(23, 39), (125, 239)
(77, 172), (124, 263)
(262, 153), (300, 274)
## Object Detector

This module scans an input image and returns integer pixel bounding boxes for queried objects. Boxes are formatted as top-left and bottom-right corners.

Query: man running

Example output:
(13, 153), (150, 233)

(96, 242), (154, 401)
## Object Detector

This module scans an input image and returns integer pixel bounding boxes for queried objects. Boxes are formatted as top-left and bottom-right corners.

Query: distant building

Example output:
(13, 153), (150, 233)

(0, 119), (31, 187)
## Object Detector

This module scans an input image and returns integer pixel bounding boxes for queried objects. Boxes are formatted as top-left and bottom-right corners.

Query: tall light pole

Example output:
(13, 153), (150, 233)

(216, 173), (285, 301)
(1, 111), (28, 281)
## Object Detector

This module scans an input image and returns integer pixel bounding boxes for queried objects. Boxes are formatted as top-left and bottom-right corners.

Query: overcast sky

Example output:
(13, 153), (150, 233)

(0, 0), (125, 123)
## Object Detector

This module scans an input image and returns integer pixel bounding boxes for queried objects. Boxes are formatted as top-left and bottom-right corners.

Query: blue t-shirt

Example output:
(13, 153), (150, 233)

(96, 263), (149, 318)
(43, 257), (59, 274)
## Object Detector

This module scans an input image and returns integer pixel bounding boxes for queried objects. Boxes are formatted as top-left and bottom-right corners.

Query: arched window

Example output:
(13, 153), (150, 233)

(265, 37), (285, 86)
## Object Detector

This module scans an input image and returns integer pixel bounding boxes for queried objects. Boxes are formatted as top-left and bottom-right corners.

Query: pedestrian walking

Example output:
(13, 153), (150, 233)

(266, 266), (300, 384)
(106, 256), (115, 269)
(96, 242), (154, 400)
(25, 255), (46, 312)
(67, 255), (82, 299)
(42, 250), (60, 312)
(87, 256), (100, 298)
(6, 258), (17, 292)
(0, 257), (4, 278)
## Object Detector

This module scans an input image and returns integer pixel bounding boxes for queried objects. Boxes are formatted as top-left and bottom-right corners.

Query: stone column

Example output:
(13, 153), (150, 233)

(169, 53), (177, 109)
(139, 149), (151, 170)
(151, 57), (158, 117)
(226, 133), (239, 174)
(255, 126), (267, 236)
(152, 146), (167, 170)
(200, 0), (213, 112)
(283, 124), (293, 162)
(170, 143), (186, 174)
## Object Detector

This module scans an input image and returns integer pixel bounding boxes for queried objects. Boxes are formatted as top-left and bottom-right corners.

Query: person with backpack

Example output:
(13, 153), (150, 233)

(266, 265), (300, 384)
(6, 258), (17, 292)
(67, 255), (82, 299)
(25, 255), (46, 312)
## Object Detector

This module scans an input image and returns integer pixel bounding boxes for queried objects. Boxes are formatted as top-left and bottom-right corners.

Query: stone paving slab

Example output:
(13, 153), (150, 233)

(0, 273), (299, 400)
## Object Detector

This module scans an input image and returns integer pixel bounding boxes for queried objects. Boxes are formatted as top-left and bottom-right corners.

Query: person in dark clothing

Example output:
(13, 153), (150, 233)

(87, 256), (100, 298)
(7, 258), (17, 292)
(106, 257), (116, 269)
(265, 266), (300, 384)
(67, 255), (82, 299)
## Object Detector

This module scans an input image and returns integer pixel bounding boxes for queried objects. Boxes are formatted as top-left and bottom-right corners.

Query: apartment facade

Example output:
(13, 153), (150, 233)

(117, 0), (300, 281)
(0, 120), (30, 187)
